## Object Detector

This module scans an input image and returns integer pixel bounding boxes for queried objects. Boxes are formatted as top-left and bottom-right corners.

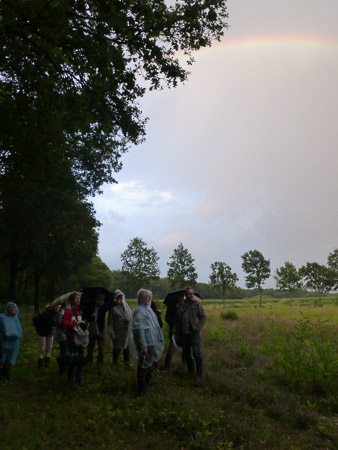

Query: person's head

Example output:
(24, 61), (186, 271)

(6, 302), (17, 316)
(69, 292), (81, 307)
(50, 304), (60, 312)
(114, 289), (124, 305)
(137, 289), (152, 306)
(185, 288), (194, 302)
(176, 293), (185, 304)
(95, 295), (105, 306)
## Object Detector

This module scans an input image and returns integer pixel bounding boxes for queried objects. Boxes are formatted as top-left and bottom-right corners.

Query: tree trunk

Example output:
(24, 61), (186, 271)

(8, 246), (19, 300)
(34, 267), (40, 314)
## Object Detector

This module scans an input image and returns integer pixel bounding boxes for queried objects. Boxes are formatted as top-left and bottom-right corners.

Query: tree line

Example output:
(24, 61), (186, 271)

(117, 237), (338, 304)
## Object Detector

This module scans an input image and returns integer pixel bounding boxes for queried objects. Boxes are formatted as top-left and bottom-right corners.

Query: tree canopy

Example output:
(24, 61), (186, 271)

(1, 0), (229, 193)
(274, 261), (302, 300)
(120, 237), (160, 289)
(209, 261), (238, 306)
(241, 250), (271, 307)
(299, 262), (335, 299)
(167, 243), (198, 288)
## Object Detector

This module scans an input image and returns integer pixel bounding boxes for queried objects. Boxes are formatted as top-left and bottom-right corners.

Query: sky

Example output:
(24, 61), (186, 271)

(93, 0), (338, 287)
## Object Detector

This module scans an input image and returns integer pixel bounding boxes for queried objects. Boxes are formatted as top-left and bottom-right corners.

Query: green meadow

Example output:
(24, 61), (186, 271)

(1, 298), (338, 449)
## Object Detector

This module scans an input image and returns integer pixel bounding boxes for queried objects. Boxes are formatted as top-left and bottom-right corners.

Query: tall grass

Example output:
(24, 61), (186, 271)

(1, 301), (338, 449)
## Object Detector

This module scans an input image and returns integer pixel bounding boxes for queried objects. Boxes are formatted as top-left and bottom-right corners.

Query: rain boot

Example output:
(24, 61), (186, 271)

(137, 368), (148, 395)
(123, 348), (133, 367)
(112, 349), (120, 366)
(44, 357), (50, 367)
(38, 358), (44, 369)
(187, 359), (195, 374)
(196, 359), (203, 379)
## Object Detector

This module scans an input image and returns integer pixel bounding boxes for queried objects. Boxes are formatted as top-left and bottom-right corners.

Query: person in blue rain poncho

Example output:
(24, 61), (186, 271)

(132, 289), (164, 395)
(0, 302), (23, 381)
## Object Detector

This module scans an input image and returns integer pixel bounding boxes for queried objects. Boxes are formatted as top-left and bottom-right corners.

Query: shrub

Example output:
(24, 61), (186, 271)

(220, 311), (239, 321)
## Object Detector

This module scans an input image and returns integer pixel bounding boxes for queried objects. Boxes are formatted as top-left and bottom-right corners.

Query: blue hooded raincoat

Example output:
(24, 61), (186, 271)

(0, 302), (23, 364)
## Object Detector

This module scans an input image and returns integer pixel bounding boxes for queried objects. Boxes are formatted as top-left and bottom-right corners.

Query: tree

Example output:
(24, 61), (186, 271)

(1, 0), (228, 194)
(167, 243), (198, 289)
(120, 237), (160, 290)
(299, 262), (335, 299)
(327, 248), (338, 290)
(241, 250), (271, 307)
(274, 261), (302, 301)
(69, 256), (115, 293)
(209, 261), (238, 307)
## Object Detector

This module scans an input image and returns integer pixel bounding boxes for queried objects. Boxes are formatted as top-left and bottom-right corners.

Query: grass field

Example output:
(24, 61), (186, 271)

(1, 298), (338, 449)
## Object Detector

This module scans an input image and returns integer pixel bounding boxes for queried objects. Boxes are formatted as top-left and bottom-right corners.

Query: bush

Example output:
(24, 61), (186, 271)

(220, 311), (239, 321)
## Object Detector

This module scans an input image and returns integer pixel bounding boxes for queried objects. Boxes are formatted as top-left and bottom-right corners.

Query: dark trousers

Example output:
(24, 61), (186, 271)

(182, 331), (202, 374)
(87, 331), (105, 364)
(65, 342), (84, 383)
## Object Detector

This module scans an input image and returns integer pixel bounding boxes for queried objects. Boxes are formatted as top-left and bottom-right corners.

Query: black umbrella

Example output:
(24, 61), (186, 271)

(163, 290), (202, 327)
(163, 289), (202, 307)
(80, 287), (116, 311)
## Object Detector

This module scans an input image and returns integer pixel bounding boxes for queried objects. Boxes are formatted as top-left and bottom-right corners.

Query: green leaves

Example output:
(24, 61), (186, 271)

(241, 250), (271, 306)
(274, 262), (302, 299)
(120, 237), (160, 289)
(209, 261), (238, 301)
(167, 242), (198, 288)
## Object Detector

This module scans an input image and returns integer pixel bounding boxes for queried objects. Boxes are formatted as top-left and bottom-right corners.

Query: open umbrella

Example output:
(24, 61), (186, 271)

(50, 291), (82, 308)
(163, 289), (202, 307)
(163, 290), (202, 326)
(80, 287), (116, 311)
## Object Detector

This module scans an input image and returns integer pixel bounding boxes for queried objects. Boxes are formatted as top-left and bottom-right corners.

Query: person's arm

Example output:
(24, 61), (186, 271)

(198, 304), (207, 330)
(62, 309), (83, 329)
(107, 309), (115, 338)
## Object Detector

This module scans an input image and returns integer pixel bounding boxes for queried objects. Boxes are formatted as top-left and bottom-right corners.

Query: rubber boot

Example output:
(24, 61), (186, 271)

(38, 358), (44, 369)
(112, 349), (120, 366)
(123, 348), (133, 367)
(44, 357), (50, 367)
(137, 368), (148, 395)
(3, 363), (11, 381)
(196, 359), (203, 378)
(187, 359), (195, 374)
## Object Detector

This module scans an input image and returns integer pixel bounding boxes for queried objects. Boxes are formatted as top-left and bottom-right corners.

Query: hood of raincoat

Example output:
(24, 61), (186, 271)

(4, 301), (19, 316)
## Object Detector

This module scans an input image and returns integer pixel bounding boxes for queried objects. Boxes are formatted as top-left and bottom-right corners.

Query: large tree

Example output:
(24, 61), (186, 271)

(1, 0), (229, 193)
(120, 237), (160, 290)
(274, 261), (302, 300)
(327, 248), (338, 290)
(167, 243), (198, 289)
(241, 250), (271, 307)
(209, 261), (238, 307)
(299, 262), (335, 299)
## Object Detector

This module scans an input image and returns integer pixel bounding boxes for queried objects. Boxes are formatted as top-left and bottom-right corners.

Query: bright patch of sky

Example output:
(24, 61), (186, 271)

(93, 0), (338, 288)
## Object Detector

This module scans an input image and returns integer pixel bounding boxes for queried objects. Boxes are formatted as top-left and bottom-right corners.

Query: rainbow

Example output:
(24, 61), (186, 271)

(178, 35), (338, 60)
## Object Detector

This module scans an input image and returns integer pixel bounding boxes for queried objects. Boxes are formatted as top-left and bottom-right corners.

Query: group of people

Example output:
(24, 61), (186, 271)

(0, 287), (207, 395)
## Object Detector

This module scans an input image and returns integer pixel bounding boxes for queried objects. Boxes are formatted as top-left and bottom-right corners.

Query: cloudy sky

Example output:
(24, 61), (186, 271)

(93, 0), (338, 287)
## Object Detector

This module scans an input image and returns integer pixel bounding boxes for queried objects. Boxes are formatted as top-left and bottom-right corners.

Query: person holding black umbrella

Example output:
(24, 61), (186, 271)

(162, 290), (185, 372)
(172, 288), (206, 379)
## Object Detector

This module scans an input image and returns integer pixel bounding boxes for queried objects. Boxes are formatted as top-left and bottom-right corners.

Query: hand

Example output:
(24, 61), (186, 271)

(77, 320), (85, 325)
(140, 348), (148, 357)
(172, 332), (176, 338)
(111, 333), (116, 340)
